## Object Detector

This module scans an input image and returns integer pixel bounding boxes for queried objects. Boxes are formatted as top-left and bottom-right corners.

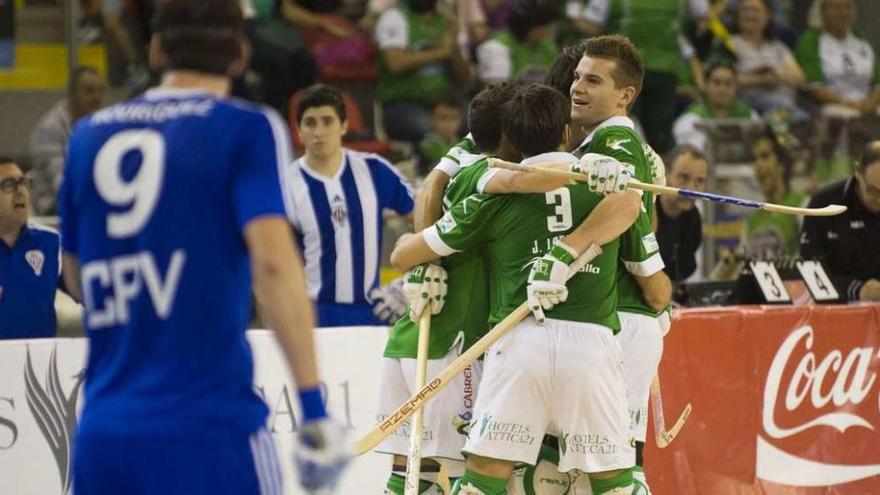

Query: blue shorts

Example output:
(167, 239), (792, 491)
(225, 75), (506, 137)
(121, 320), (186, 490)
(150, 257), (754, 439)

(73, 428), (282, 495)
(316, 302), (382, 327)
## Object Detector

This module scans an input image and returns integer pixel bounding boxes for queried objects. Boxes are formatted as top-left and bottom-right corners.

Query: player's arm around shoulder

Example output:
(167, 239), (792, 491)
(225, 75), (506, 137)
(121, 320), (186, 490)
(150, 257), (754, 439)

(562, 189), (641, 253)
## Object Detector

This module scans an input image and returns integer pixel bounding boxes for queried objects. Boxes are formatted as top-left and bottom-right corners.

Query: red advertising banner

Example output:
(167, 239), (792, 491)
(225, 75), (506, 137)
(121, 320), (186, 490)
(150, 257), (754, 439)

(645, 304), (880, 494)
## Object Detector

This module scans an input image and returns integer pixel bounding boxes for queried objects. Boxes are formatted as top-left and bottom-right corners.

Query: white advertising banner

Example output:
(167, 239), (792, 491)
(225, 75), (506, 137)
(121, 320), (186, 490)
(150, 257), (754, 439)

(0, 327), (392, 494)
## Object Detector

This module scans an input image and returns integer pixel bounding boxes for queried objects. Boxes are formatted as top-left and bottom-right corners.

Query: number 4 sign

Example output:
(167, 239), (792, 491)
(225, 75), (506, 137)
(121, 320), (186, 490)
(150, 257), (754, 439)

(796, 260), (840, 302)
(749, 261), (791, 303)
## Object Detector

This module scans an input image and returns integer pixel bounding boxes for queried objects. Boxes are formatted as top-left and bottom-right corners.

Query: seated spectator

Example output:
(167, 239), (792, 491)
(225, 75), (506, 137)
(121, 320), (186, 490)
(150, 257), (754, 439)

(800, 140), (880, 301)
(743, 134), (807, 257)
(287, 85), (414, 327)
(418, 93), (463, 172)
(657, 145), (709, 285)
(450, 0), (513, 63)
(795, 0), (880, 116)
(280, 0), (377, 80)
(30, 66), (105, 215)
(0, 158), (60, 340)
(674, 62), (760, 151)
(79, 0), (149, 87)
(247, 0), (318, 116)
(730, 0), (807, 118)
(374, 0), (469, 145)
(475, 0), (559, 84)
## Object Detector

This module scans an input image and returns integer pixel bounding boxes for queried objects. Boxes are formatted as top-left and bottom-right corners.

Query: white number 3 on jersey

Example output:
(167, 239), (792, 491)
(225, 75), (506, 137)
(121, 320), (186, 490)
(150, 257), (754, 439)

(545, 188), (572, 232)
(94, 130), (165, 238)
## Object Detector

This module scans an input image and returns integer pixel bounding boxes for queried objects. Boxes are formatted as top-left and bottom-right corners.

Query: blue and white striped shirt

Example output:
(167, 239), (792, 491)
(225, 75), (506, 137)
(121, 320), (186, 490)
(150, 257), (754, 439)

(286, 149), (413, 307)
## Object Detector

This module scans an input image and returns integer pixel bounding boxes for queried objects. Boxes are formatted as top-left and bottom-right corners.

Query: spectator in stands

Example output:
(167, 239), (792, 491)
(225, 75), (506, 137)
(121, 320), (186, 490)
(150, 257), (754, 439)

(247, 0), (318, 116)
(0, 158), (59, 339)
(418, 93), (463, 172)
(657, 145), (709, 284)
(730, 0), (807, 119)
(374, 0), (469, 145)
(475, 0), (560, 84)
(572, 0), (709, 154)
(287, 85), (414, 327)
(800, 140), (880, 302)
(80, 0), (149, 87)
(795, 0), (880, 116)
(29, 66), (105, 215)
(280, 0), (377, 80)
(674, 62), (760, 151)
(743, 134), (807, 257)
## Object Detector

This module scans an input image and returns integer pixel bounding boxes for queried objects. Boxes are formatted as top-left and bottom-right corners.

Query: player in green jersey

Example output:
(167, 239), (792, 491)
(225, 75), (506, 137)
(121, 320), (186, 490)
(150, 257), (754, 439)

(391, 84), (643, 495)
(377, 83), (522, 495)
(568, 35), (673, 494)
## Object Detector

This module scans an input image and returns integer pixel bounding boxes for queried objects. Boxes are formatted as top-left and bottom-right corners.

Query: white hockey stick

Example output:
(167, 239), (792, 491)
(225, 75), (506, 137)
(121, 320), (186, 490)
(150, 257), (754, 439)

(650, 375), (692, 448)
(404, 309), (432, 494)
(353, 244), (604, 456)
(487, 158), (847, 217)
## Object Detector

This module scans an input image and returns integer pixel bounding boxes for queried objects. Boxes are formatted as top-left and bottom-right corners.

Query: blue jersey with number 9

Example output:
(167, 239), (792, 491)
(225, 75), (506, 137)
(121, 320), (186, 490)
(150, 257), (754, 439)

(59, 88), (294, 439)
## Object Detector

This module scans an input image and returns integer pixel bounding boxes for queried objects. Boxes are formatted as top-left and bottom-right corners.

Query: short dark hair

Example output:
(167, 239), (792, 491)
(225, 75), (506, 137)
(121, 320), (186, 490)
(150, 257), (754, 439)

(704, 60), (737, 81)
(543, 40), (586, 97)
(665, 145), (708, 171)
(581, 35), (644, 98)
(509, 0), (561, 41)
(858, 140), (880, 171)
(501, 84), (570, 157)
(468, 82), (520, 153)
(152, 0), (244, 75)
(68, 66), (101, 95)
(296, 84), (347, 124)
(433, 92), (463, 111)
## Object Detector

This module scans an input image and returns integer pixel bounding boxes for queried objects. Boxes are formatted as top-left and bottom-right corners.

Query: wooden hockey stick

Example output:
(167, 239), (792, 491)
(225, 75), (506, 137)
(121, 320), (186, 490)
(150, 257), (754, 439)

(353, 244), (604, 456)
(487, 158), (847, 217)
(404, 309), (433, 494)
(650, 375), (692, 449)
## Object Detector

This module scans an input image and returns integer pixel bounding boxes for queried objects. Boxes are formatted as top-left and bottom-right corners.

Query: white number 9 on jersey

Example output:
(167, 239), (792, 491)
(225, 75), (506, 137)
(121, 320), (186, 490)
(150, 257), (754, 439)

(94, 130), (165, 238)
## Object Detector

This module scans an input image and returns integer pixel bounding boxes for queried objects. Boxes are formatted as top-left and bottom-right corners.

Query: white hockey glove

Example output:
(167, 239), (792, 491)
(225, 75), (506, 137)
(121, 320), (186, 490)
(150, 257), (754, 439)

(527, 241), (579, 325)
(369, 278), (407, 324)
(644, 143), (666, 187)
(403, 263), (448, 320)
(293, 418), (351, 493)
(572, 153), (635, 195)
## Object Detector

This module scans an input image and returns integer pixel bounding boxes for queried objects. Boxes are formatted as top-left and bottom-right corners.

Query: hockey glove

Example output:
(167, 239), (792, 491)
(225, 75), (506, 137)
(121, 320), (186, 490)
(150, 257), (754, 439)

(527, 241), (579, 325)
(369, 278), (407, 324)
(572, 153), (635, 195)
(293, 418), (351, 493)
(403, 263), (448, 320)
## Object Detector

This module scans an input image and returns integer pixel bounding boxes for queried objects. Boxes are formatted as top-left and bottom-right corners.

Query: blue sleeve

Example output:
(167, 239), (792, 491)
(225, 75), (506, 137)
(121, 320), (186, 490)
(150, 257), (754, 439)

(372, 157), (414, 214)
(233, 108), (295, 231)
(58, 132), (80, 255)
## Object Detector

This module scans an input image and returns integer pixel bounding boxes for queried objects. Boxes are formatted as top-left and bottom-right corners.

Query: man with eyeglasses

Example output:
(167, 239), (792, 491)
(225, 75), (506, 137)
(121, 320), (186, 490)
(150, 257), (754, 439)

(0, 157), (60, 339)
(801, 140), (880, 302)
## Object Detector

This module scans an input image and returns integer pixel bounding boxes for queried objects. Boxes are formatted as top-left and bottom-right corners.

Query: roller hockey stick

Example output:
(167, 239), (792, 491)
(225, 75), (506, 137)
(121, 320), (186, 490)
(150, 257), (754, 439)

(650, 375), (692, 449)
(404, 309), (433, 494)
(487, 158), (847, 217)
(352, 244), (604, 456)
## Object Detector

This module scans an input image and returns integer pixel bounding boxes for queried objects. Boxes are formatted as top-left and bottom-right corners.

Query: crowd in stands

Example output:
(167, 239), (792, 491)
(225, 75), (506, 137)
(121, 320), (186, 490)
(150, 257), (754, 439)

(3, 0), (880, 338)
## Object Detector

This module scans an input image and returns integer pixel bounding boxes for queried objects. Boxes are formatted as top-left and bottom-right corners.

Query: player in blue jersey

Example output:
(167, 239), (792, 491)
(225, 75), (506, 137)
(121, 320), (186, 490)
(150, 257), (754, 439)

(58, 1), (348, 493)
(288, 84), (414, 327)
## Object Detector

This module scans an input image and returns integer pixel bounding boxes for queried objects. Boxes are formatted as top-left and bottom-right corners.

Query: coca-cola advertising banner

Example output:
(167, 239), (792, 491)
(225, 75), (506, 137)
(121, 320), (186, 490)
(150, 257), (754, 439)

(645, 304), (880, 494)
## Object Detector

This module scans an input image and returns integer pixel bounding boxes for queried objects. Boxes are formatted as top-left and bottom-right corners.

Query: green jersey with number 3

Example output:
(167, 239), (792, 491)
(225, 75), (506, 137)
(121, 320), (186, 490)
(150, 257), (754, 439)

(574, 117), (665, 317)
(384, 153), (492, 359)
(425, 152), (622, 330)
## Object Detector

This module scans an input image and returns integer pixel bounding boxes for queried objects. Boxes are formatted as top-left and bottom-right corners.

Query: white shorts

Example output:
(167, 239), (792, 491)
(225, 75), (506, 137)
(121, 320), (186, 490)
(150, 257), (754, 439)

(616, 311), (663, 443)
(463, 318), (631, 474)
(375, 344), (481, 461)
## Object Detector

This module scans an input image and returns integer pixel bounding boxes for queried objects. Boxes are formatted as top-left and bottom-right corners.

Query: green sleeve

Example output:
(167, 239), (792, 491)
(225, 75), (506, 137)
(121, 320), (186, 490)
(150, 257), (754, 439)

(424, 194), (500, 255)
(619, 213), (664, 276)
(795, 29), (824, 86)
